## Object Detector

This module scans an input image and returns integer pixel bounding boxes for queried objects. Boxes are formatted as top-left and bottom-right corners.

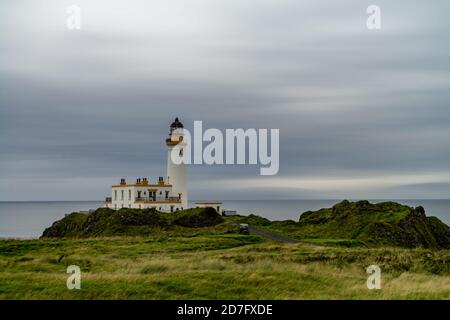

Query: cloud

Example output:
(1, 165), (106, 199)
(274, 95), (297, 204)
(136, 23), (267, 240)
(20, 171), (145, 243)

(1, 0), (450, 201)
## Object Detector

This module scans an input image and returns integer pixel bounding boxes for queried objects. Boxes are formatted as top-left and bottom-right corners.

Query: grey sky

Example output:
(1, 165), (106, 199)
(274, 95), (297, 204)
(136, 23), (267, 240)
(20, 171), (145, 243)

(1, 0), (450, 200)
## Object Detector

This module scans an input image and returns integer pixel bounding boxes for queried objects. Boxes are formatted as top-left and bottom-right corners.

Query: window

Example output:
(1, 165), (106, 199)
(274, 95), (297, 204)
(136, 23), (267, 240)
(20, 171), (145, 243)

(121, 190), (124, 200)
(165, 191), (169, 199)
(137, 191), (142, 198)
(179, 148), (183, 156)
(170, 206), (174, 212)
(129, 190), (131, 200)
(114, 190), (117, 200)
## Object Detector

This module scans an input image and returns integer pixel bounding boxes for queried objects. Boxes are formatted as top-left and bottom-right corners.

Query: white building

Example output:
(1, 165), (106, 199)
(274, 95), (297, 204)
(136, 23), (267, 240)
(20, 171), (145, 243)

(104, 118), (188, 212)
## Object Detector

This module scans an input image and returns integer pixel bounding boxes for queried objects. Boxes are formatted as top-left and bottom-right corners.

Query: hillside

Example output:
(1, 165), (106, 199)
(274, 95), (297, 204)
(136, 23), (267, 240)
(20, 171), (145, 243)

(41, 201), (450, 249)
(233, 200), (450, 249)
(298, 200), (450, 248)
(41, 207), (224, 238)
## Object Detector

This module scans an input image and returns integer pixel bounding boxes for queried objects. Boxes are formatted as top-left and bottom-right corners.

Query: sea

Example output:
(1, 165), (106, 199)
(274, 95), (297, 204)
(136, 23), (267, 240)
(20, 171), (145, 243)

(1, 200), (449, 239)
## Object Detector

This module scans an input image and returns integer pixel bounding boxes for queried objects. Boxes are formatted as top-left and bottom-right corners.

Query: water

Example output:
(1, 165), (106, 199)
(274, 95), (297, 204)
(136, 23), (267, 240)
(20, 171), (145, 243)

(0, 201), (102, 239)
(0, 200), (449, 239)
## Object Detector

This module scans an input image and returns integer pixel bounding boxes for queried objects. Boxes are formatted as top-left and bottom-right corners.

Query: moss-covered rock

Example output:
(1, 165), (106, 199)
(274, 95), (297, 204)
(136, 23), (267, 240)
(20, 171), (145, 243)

(297, 200), (450, 249)
(42, 212), (88, 238)
(172, 207), (224, 227)
(41, 207), (223, 238)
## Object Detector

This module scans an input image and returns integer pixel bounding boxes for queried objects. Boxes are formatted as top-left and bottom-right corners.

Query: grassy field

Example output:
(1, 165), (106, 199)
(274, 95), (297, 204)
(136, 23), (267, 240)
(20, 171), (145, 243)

(0, 225), (449, 299)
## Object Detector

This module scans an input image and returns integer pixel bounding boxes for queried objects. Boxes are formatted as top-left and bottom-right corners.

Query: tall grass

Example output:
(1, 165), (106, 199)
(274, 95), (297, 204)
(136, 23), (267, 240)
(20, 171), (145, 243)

(0, 234), (449, 299)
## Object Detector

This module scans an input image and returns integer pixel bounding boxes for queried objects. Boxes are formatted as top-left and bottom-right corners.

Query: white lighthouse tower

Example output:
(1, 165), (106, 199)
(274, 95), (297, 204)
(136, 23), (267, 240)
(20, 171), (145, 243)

(166, 118), (188, 209)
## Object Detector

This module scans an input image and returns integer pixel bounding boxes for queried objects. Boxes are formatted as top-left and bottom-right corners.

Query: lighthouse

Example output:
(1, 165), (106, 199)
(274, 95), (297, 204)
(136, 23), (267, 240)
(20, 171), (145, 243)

(166, 118), (188, 209)
(104, 117), (188, 212)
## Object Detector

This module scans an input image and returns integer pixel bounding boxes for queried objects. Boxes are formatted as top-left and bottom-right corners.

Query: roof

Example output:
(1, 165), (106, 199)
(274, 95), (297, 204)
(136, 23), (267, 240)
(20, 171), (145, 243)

(112, 184), (172, 188)
(170, 117), (184, 129)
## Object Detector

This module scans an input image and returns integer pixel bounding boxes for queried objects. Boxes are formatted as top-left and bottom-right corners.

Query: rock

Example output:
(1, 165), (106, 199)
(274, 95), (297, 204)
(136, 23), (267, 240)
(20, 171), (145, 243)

(41, 207), (224, 238)
(298, 200), (450, 249)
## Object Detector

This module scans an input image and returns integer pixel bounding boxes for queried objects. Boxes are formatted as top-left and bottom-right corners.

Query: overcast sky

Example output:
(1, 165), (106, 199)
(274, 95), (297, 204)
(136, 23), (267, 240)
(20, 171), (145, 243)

(1, 0), (450, 201)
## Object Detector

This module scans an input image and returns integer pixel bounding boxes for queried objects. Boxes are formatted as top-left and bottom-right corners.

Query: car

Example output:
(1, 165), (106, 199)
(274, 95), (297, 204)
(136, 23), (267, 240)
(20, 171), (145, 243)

(239, 223), (249, 234)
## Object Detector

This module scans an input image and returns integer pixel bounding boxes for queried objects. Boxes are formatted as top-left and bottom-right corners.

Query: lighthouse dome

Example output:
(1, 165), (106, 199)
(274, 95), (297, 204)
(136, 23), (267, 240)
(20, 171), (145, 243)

(170, 117), (184, 129)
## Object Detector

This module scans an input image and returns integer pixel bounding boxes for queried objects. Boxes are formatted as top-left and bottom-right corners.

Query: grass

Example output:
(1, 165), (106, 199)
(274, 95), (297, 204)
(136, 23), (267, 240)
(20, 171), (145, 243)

(42, 207), (224, 238)
(224, 200), (450, 249)
(0, 228), (449, 299)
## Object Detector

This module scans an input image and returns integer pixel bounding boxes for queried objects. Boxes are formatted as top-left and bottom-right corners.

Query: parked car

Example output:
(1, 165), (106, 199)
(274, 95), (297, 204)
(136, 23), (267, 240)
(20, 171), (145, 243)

(239, 223), (249, 234)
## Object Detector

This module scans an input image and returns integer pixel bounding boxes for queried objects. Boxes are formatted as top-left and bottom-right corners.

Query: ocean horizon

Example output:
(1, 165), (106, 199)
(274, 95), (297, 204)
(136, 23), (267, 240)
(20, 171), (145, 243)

(1, 199), (449, 239)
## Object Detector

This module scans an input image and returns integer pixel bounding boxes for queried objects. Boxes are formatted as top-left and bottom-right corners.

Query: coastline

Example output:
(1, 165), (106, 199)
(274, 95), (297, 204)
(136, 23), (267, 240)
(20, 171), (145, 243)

(1, 199), (450, 239)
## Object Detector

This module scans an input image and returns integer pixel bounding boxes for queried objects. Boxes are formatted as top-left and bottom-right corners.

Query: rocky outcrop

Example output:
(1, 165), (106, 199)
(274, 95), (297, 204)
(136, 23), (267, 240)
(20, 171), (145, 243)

(298, 200), (450, 249)
(41, 207), (223, 238)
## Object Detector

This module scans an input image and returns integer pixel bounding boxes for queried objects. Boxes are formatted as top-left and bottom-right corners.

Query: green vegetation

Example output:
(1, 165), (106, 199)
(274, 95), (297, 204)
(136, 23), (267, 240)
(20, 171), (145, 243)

(41, 201), (450, 249)
(228, 200), (450, 249)
(0, 234), (449, 299)
(42, 207), (224, 238)
(1, 201), (449, 299)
